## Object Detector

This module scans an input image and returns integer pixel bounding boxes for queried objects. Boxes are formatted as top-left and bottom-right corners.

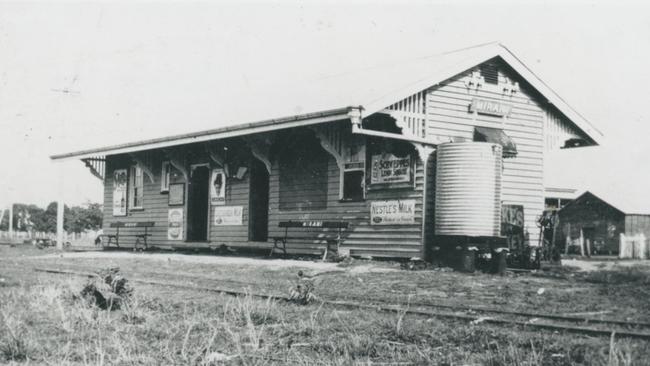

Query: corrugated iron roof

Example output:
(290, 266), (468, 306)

(564, 190), (650, 216)
(51, 42), (602, 161)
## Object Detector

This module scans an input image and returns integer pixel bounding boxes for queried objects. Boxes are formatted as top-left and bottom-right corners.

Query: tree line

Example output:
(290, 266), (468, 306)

(0, 202), (103, 233)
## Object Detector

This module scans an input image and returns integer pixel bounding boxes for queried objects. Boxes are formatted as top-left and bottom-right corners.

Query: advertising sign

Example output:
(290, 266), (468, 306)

(112, 169), (128, 216)
(370, 200), (416, 225)
(501, 204), (524, 250)
(167, 208), (184, 240)
(213, 206), (243, 226)
(210, 169), (226, 205)
(370, 154), (412, 185)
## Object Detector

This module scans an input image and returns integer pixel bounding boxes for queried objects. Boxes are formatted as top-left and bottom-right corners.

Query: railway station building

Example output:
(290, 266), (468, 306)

(51, 43), (602, 259)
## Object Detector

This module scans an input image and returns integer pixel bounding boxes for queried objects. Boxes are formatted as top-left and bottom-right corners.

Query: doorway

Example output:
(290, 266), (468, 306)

(187, 165), (210, 241)
(249, 158), (270, 241)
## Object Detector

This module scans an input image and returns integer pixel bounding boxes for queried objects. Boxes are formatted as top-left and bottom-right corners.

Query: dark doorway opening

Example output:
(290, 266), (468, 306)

(187, 165), (210, 242)
(249, 158), (270, 242)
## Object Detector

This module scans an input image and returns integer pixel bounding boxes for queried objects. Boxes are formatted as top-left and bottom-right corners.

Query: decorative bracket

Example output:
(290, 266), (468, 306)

(81, 156), (106, 183)
(411, 143), (435, 163)
(205, 143), (230, 177)
(502, 80), (520, 96)
(311, 124), (344, 171)
(129, 151), (156, 183)
(464, 70), (484, 91)
(163, 148), (189, 181)
(242, 136), (273, 175)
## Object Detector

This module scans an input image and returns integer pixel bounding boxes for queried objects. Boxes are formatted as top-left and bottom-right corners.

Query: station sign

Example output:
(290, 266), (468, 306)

(469, 98), (513, 117)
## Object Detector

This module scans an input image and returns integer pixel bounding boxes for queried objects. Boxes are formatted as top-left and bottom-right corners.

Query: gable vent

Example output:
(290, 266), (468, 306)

(480, 64), (499, 85)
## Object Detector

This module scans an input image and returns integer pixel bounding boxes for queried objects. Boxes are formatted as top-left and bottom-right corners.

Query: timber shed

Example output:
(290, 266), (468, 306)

(557, 191), (650, 255)
(51, 42), (602, 259)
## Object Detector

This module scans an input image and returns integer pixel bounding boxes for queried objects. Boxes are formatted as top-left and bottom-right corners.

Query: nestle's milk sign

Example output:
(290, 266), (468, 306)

(370, 200), (416, 225)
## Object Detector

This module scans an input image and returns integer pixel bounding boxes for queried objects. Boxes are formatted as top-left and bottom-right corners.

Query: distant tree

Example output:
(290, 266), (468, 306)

(66, 203), (103, 233)
(0, 202), (102, 233)
(0, 204), (45, 231)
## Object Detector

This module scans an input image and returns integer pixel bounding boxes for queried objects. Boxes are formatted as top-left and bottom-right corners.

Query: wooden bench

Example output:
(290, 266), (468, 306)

(98, 222), (155, 251)
(271, 220), (349, 259)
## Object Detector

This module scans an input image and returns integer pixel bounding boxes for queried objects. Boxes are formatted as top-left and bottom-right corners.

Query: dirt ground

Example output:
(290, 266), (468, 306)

(2, 244), (650, 365)
(21, 246), (649, 273)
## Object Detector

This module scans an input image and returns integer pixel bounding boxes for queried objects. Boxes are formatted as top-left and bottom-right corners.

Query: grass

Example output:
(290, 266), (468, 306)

(1, 245), (650, 365)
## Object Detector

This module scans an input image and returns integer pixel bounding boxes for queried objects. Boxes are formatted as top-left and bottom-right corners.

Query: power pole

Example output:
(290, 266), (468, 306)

(56, 201), (64, 250)
(8, 203), (13, 240)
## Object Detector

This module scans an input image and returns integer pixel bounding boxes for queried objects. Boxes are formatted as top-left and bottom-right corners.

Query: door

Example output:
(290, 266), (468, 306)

(249, 158), (270, 241)
(187, 165), (210, 241)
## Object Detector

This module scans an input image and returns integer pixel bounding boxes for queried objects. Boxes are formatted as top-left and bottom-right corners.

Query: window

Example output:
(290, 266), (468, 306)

(341, 139), (366, 201)
(130, 165), (144, 209)
(161, 161), (171, 192)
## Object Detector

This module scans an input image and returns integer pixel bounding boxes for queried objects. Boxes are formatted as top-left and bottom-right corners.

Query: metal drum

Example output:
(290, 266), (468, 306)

(435, 142), (503, 237)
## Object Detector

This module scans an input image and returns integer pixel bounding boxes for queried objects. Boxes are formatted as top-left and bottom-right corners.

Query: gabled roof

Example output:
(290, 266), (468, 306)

(561, 190), (650, 216)
(51, 42), (602, 161)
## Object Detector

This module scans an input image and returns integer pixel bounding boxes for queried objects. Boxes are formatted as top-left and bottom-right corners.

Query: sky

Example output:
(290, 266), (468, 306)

(0, 0), (649, 209)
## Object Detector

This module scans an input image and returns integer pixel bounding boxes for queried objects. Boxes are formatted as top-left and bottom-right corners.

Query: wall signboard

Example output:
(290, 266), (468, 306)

(370, 154), (412, 185)
(370, 200), (416, 225)
(112, 169), (128, 216)
(168, 183), (185, 206)
(210, 169), (226, 205)
(213, 206), (243, 226)
(167, 208), (184, 241)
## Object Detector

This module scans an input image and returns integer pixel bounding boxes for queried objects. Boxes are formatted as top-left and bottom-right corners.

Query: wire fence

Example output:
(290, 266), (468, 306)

(0, 230), (101, 246)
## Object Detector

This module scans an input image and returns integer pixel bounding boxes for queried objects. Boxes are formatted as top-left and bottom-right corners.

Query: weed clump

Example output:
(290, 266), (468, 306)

(80, 267), (133, 310)
(288, 270), (316, 305)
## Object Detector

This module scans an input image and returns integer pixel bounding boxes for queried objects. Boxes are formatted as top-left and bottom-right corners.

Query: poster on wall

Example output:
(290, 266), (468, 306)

(501, 205), (524, 250)
(370, 200), (416, 225)
(210, 169), (226, 205)
(168, 183), (185, 206)
(370, 154), (412, 185)
(112, 169), (128, 216)
(167, 208), (184, 240)
(213, 206), (243, 226)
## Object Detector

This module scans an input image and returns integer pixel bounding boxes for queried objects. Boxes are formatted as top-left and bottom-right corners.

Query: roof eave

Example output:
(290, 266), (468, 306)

(50, 106), (360, 162)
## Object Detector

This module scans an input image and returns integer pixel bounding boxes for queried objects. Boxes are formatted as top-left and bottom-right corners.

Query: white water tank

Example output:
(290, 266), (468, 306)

(435, 142), (503, 237)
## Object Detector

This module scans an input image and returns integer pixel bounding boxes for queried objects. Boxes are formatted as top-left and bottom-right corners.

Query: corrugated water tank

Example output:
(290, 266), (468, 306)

(435, 142), (503, 237)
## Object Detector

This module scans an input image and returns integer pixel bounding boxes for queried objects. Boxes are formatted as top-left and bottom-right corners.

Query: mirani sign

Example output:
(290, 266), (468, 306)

(469, 98), (513, 117)
(370, 200), (416, 225)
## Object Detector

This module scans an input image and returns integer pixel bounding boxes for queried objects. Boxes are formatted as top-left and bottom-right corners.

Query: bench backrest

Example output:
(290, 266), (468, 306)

(278, 221), (349, 229)
(110, 221), (155, 228)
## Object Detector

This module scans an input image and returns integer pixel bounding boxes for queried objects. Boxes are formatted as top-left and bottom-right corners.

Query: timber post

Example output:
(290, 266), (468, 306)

(8, 203), (13, 240)
(56, 169), (64, 250)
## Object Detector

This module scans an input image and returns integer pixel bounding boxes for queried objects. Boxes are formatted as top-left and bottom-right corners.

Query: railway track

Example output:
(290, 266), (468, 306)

(34, 266), (650, 341)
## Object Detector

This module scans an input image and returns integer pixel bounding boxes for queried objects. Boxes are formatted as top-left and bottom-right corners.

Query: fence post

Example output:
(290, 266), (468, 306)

(619, 233), (626, 259)
(638, 234), (647, 260)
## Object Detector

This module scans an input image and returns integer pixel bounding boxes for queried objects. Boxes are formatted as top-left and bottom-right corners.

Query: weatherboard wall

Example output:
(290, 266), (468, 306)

(266, 152), (426, 258)
(423, 59), (546, 239)
(101, 132), (426, 258)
